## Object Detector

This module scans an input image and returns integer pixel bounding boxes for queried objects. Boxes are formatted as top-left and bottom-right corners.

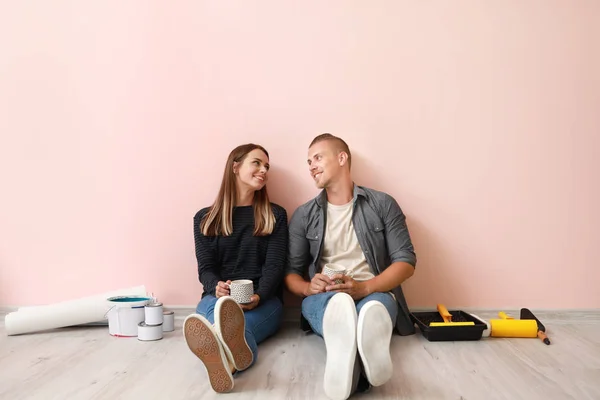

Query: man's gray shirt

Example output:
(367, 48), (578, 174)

(287, 184), (417, 335)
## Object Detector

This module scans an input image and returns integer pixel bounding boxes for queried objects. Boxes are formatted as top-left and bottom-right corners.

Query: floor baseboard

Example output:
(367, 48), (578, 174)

(2, 305), (598, 324)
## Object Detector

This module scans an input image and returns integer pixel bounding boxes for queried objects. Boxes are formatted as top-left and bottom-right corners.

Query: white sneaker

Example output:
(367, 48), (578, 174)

(214, 296), (253, 371)
(183, 314), (234, 393)
(357, 301), (393, 387)
(322, 293), (358, 400)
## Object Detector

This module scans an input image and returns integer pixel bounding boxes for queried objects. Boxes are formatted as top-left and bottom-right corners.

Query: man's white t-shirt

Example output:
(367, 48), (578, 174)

(319, 201), (375, 281)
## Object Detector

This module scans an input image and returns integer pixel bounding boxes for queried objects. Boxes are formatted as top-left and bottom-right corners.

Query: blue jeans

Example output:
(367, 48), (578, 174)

(196, 295), (283, 367)
(302, 292), (398, 337)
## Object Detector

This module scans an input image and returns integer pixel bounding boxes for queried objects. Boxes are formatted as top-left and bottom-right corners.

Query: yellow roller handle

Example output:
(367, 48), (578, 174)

(430, 304), (474, 326)
(437, 304), (452, 323)
(498, 311), (515, 320)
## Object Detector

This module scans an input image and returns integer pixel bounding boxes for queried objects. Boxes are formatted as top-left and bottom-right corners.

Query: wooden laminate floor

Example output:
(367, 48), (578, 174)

(1, 309), (599, 400)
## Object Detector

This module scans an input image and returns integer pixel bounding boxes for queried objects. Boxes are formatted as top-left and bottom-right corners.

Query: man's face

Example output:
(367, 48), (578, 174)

(307, 140), (340, 189)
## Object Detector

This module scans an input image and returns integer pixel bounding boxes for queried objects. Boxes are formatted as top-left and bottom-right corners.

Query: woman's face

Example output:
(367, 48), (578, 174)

(234, 148), (270, 192)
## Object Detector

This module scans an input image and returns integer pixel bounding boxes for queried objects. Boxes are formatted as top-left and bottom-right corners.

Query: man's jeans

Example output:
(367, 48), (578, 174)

(301, 291), (398, 337)
(196, 295), (283, 367)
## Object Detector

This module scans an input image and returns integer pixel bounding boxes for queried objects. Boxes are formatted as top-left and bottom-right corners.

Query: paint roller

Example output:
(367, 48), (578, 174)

(467, 311), (538, 338)
(488, 311), (538, 338)
(429, 304), (475, 327)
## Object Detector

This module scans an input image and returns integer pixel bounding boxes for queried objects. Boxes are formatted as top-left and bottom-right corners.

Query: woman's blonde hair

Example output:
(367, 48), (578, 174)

(200, 143), (275, 237)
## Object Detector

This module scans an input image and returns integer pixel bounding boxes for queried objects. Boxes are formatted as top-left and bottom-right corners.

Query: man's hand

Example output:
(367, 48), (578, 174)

(325, 275), (370, 300)
(216, 280), (231, 298)
(240, 294), (260, 311)
(303, 273), (333, 296)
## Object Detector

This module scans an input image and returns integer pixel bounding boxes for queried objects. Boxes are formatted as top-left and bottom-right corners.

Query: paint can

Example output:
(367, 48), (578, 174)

(106, 296), (151, 337)
(162, 310), (175, 332)
(138, 322), (163, 341)
(144, 302), (164, 326)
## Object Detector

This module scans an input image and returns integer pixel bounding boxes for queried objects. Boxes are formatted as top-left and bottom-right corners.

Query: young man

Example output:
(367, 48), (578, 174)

(285, 134), (417, 400)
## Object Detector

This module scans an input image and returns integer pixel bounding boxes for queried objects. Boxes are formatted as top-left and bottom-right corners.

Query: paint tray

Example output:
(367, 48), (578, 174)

(410, 310), (487, 341)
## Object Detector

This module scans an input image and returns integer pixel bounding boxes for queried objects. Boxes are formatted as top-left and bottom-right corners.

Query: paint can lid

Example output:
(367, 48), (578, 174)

(139, 322), (163, 327)
(108, 295), (151, 302)
(146, 302), (163, 307)
(163, 310), (174, 315)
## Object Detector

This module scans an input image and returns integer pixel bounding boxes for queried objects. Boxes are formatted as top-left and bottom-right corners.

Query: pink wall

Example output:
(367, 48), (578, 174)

(1, 1), (598, 308)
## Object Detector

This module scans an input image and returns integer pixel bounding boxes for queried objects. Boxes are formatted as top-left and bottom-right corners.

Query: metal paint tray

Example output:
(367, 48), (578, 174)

(410, 310), (487, 341)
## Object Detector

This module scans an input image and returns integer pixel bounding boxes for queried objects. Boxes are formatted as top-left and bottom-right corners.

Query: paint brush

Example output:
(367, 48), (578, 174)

(520, 308), (551, 345)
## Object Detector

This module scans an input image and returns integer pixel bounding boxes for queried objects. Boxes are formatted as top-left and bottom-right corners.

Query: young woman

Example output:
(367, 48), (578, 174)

(183, 143), (288, 393)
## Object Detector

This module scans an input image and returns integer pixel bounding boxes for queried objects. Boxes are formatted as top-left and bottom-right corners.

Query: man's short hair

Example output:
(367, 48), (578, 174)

(309, 133), (352, 168)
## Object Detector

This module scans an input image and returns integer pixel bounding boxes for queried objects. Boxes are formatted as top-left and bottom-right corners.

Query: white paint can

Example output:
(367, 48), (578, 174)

(106, 296), (151, 337)
(162, 310), (175, 332)
(144, 302), (163, 326)
(138, 322), (163, 341)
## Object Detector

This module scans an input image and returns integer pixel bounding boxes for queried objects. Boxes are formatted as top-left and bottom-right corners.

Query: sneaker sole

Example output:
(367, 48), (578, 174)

(214, 297), (253, 371)
(183, 315), (234, 393)
(357, 301), (393, 387)
(322, 293), (358, 400)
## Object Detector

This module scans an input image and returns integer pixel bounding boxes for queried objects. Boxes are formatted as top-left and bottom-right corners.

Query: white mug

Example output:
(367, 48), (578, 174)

(228, 279), (254, 304)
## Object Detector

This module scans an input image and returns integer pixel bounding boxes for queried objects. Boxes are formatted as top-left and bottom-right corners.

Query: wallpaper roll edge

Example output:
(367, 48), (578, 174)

(4, 285), (147, 336)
